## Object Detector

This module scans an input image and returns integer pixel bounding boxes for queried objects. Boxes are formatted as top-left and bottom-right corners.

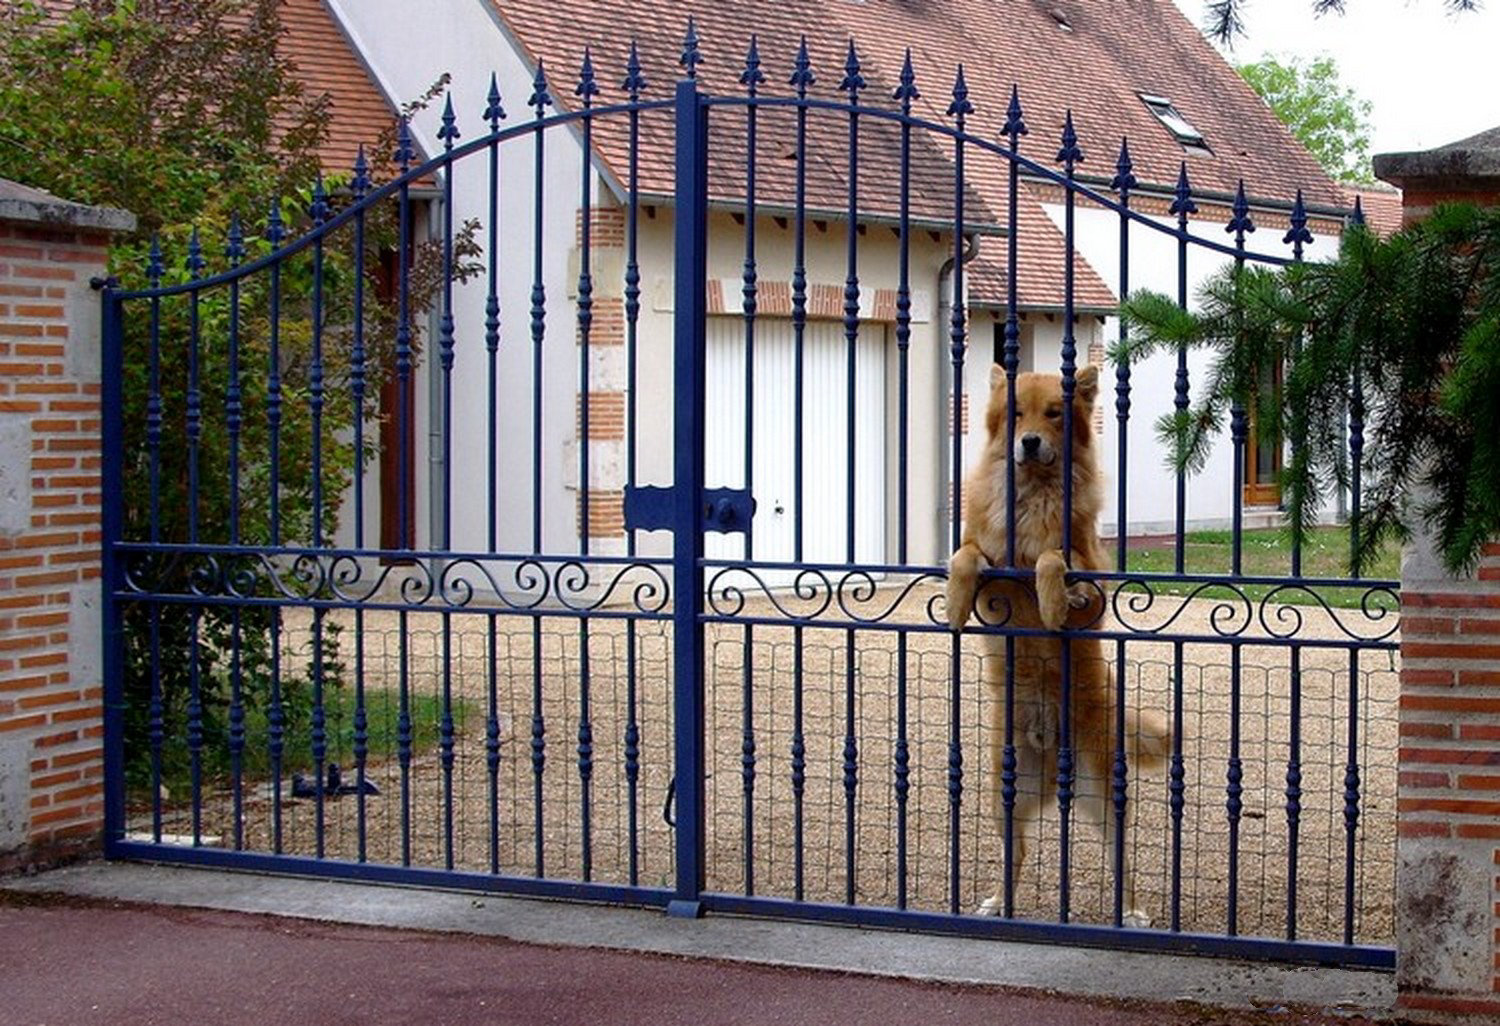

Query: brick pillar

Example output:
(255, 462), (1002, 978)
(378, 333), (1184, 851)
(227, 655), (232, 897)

(0, 181), (133, 871)
(1396, 539), (1500, 1022)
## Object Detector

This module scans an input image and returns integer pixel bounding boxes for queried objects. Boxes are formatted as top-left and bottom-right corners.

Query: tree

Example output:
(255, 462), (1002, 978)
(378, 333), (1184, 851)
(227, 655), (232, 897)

(0, 1), (479, 792)
(1120, 205), (1500, 577)
(1203, 0), (1480, 46)
(1238, 54), (1374, 183)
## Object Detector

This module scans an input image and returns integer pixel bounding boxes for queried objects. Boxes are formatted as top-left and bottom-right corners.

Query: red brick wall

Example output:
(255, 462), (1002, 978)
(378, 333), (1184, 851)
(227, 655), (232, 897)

(1397, 541), (1500, 1022)
(0, 219), (108, 869)
(1400, 185), (1500, 227)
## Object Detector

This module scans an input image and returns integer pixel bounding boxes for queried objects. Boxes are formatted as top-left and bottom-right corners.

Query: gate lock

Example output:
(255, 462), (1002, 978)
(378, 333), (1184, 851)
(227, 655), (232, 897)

(623, 486), (755, 536)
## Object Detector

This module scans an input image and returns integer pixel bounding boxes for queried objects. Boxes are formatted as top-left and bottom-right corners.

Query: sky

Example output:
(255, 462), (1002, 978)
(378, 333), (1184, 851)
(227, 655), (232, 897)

(1172, 0), (1500, 156)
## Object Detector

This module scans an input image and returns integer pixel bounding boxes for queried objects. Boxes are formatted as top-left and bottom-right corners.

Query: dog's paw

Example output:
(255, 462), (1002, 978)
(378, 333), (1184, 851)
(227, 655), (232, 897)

(946, 547), (983, 632)
(975, 895), (1003, 917)
(1122, 909), (1153, 930)
(945, 582), (972, 632)
(1035, 550), (1070, 631)
(1066, 583), (1092, 610)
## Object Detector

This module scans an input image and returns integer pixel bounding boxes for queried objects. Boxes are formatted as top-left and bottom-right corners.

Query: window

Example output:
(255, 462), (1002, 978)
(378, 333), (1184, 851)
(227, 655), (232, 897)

(1139, 93), (1210, 152)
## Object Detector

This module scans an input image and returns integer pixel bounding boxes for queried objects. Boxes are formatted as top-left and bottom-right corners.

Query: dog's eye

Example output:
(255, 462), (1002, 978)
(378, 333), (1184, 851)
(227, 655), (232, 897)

(1045, 407), (1062, 420)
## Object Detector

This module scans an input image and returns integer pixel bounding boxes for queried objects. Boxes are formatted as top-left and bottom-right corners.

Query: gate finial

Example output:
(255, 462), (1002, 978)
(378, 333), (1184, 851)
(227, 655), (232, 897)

(1284, 189), (1313, 255)
(394, 116), (415, 171)
(1056, 110), (1083, 167)
(529, 61), (553, 113)
(1350, 193), (1365, 228)
(1226, 179), (1255, 240)
(1002, 83), (1026, 140)
(577, 48), (600, 102)
(186, 227), (204, 279)
(1169, 162), (1197, 218)
(680, 17), (702, 79)
(947, 64), (973, 119)
(226, 213), (245, 266)
(623, 41), (647, 97)
(265, 198), (285, 249)
(351, 145), (371, 199)
(1111, 138), (1136, 194)
(893, 48), (919, 108)
(484, 73), (506, 129)
(741, 35), (765, 91)
(840, 40), (865, 98)
(310, 174), (329, 226)
(147, 234), (164, 287)
(438, 94), (460, 150)
(789, 36), (815, 96)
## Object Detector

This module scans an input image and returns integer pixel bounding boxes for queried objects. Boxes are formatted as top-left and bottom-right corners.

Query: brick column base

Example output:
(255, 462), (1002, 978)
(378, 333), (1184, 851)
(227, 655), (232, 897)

(1397, 540), (1500, 1023)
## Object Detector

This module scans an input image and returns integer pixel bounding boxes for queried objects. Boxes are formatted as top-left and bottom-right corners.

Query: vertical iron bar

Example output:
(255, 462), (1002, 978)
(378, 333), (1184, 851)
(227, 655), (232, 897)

(225, 218), (246, 852)
(483, 79), (505, 876)
(740, 38), (764, 897)
(1001, 87), (1027, 917)
(1225, 182), (1254, 934)
(839, 42), (864, 908)
(528, 68), (552, 878)
(1170, 640), (1185, 932)
(893, 50), (917, 911)
(309, 180), (328, 859)
(1287, 647), (1302, 939)
(185, 230), (204, 847)
(575, 59), (598, 882)
(946, 67), (973, 917)
(1344, 649), (1361, 945)
(1170, 165), (1195, 573)
(394, 120), (415, 868)
(1055, 112), (1082, 924)
(1286, 191), (1311, 578)
(1109, 139), (1134, 928)
(622, 45), (645, 887)
(145, 240), (164, 844)
(99, 286), (126, 851)
(437, 101), (460, 872)
(667, 72), (709, 918)
(350, 150), (371, 863)
(265, 202), (286, 854)
(789, 40), (813, 903)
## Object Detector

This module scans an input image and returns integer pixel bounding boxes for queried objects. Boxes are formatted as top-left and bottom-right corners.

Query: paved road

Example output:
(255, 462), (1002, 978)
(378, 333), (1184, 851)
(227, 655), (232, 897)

(0, 893), (1382, 1026)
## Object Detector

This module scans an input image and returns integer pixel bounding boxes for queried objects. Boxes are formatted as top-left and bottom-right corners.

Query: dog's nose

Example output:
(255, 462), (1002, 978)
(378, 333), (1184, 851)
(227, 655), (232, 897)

(1021, 433), (1041, 455)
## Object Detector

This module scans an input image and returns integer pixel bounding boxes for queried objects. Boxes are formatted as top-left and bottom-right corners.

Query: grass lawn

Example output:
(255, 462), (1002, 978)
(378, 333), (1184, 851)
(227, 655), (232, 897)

(1123, 525), (1399, 609)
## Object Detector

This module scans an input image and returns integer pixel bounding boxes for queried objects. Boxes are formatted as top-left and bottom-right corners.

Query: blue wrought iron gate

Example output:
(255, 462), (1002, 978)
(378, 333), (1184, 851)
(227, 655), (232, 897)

(100, 28), (1399, 968)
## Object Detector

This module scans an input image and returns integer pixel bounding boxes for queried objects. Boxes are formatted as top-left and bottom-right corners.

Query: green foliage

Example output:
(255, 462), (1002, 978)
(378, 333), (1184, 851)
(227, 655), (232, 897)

(1237, 54), (1373, 182)
(1203, 1), (1480, 47)
(1, 1), (482, 788)
(1119, 204), (1500, 577)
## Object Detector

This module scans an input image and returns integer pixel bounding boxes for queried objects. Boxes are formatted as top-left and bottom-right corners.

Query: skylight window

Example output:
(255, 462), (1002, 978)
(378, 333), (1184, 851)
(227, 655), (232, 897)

(1140, 93), (1210, 152)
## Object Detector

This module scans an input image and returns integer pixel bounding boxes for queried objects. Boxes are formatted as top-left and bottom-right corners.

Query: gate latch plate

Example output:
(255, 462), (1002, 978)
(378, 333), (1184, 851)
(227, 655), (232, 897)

(623, 486), (755, 536)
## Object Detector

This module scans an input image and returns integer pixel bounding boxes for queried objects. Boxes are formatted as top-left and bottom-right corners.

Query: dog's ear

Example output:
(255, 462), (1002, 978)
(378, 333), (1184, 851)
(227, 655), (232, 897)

(1075, 365), (1099, 404)
(990, 363), (1004, 391)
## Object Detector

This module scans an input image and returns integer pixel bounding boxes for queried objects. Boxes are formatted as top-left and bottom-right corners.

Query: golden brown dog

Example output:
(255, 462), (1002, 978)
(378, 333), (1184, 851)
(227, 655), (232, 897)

(946, 364), (1169, 927)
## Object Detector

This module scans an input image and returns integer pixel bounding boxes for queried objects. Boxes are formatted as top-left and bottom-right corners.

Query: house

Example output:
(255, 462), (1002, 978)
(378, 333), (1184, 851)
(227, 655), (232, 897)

(213, 0), (1360, 568)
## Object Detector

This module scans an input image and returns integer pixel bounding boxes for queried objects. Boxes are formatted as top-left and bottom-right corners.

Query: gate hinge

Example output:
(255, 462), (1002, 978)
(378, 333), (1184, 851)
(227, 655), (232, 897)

(623, 486), (756, 535)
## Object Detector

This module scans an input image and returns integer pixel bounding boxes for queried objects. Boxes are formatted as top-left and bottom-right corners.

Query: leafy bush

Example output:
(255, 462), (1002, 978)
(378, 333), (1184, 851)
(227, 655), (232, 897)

(1120, 204), (1500, 576)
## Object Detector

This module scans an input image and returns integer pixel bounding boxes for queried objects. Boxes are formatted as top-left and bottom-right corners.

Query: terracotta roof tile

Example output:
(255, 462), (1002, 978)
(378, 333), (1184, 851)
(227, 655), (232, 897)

(969, 185), (1116, 311)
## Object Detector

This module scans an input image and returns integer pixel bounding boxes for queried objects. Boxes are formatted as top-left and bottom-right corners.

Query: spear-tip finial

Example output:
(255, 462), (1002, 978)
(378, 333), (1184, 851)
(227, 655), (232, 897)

(893, 48), (919, 106)
(1350, 193), (1365, 227)
(484, 72), (505, 127)
(394, 115), (415, 168)
(266, 198), (286, 247)
(352, 145), (371, 198)
(1284, 188), (1313, 247)
(1226, 179), (1255, 238)
(310, 173), (329, 225)
(438, 93), (460, 149)
(226, 212), (245, 265)
(529, 60), (553, 112)
(1003, 83), (1027, 139)
(789, 36), (815, 95)
(741, 34), (765, 90)
(680, 17), (702, 78)
(148, 234), (164, 284)
(1169, 161), (1197, 217)
(186, 226), (204, 278)
(1056, 109), (1083, 166)
(840, 39), (865, 96)
(1110, 137), (1136, 193)
(947, 64), (973, 118)
(622, 40), (647, 95)
(577, 47), (600, 101)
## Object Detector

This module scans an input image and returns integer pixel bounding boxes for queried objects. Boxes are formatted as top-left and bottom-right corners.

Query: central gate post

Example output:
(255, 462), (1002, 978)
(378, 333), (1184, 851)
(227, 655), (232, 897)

(667, 74), (709, 919)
